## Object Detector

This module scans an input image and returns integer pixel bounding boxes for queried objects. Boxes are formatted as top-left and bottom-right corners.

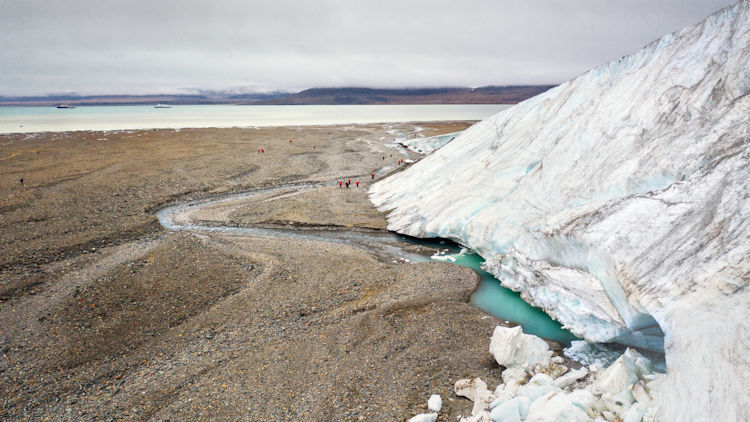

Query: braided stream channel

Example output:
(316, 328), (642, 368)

(156, 182), (578, 344)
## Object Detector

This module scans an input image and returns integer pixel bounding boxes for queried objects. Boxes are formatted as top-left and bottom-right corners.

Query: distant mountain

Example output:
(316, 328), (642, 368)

(252, 85), (556, 105)
(0, 92), (290, 107)
(0, 85), (555, 106)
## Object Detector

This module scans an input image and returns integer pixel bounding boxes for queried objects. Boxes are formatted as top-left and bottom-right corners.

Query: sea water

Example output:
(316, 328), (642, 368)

(0, 104), (512, 134)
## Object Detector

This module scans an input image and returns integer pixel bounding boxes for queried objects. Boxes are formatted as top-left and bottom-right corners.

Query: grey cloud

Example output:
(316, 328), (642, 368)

(0, 0), (736, 95)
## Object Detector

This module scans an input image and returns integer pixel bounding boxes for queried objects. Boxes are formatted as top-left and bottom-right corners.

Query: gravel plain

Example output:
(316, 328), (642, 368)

(0, 122), (541, 420)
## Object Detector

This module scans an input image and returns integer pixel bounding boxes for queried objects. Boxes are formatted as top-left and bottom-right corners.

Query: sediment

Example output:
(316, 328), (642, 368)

(0, 122), (543, 420)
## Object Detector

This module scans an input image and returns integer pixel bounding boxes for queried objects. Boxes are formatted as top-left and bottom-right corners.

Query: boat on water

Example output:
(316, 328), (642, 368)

(154, 104), (171, 108)
(56, 104), (76, 109)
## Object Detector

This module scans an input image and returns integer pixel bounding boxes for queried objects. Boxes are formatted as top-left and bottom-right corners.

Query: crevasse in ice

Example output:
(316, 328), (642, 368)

(370, 2), (749, 420)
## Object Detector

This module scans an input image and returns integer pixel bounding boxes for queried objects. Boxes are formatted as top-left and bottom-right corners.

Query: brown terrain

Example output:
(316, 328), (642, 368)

(252, 86), (557, 105)
(0, 123), (563, 420)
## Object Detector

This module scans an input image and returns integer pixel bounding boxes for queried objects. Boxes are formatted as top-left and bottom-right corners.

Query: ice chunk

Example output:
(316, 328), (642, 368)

(460, 410), (493, 422)
(591, 349), (653, 417)
(591, 349), (651, 395)
(623, 405), (645, 422)
(525, 391), (590, 422)
(427, 394), (442, 412)
(563, 341), (621, 370)
(489, 326), (552, 369)
(567, 389), (595, 410)
(517, 373), (561, 402)
(488, 396), (531, 422)
(408, 412), (437, 422)
(455, 377), (488, 400)
(553, 367), (589, 389)
(455, 377), (495, 415)
(502, 367), (528, 386)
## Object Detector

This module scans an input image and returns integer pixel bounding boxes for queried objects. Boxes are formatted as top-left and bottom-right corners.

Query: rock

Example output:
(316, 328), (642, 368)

(427, 394), (442, 412)
(489, 326), (552, 370)
(408, 412), (438, 422)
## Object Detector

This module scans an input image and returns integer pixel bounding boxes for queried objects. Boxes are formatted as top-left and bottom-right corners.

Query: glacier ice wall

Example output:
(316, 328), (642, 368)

(370, 2), (749, 420)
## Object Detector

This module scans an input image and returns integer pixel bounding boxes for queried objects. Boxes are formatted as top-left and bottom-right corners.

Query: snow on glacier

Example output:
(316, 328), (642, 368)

(370, 2), (749, 420)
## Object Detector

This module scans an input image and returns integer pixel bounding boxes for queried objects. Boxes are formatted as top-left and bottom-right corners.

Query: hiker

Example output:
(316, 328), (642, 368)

(19, 177), (23, 185)
(356, 181), (359, 187)
(339, 181), (343, 188)
(346, 182), (349, 188)
(371, 173), (375, 179)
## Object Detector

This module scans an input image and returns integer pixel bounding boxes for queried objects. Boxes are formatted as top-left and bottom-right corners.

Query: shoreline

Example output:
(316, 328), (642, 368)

(0, 104), (510, 135)
(3, 121), (475, 136)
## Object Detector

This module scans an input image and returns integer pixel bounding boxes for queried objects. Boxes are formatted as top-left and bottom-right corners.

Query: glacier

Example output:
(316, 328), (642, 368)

(370, 2), (749, 420)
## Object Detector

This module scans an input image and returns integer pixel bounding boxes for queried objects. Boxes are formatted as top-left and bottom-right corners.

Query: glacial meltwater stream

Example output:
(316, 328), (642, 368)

(447, 252), (578, 343)
(156, 183), (578, 344)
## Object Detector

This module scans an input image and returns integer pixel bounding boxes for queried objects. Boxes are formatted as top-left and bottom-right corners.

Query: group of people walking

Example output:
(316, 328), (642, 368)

(338, 179), (360, 188)
(338, 172), (379, 189)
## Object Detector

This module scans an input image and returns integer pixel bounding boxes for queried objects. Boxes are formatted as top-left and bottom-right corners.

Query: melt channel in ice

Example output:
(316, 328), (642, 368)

(370, 2), (749, 420)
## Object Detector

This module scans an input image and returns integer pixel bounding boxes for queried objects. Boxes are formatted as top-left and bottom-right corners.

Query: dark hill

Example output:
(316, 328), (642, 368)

(1, 85), (556, 106)
(253, 85), (556, 105)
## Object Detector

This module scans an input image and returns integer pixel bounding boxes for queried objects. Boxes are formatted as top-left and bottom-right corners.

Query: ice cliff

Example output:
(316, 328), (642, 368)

(370, 2), (749, 420)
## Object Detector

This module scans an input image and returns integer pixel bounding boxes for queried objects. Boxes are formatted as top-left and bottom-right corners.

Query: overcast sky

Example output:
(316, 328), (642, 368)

(0, 0), (735, 96)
